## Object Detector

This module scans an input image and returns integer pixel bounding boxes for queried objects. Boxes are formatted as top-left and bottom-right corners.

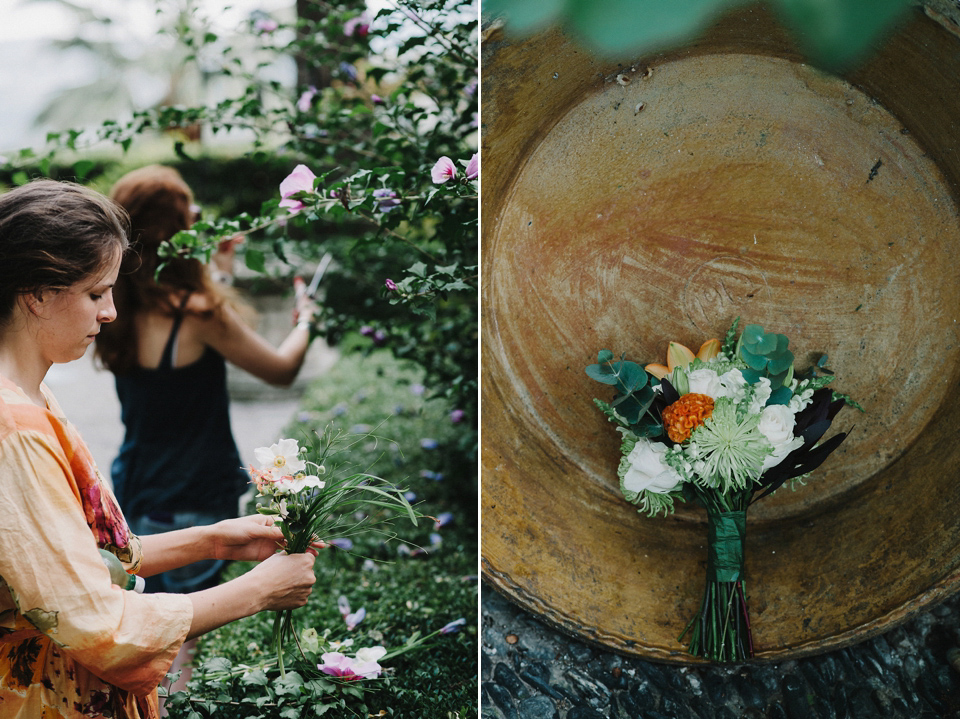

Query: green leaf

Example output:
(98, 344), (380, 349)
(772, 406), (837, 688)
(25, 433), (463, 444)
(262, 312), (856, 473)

(597, 349), (614, 364)
(614, 361), (647, 395)
(739, 347), (768, 371)
(586, 363), (619, 385)
(755, 332), (778, 354)
(770, 0), (912, 71)
(245, 248), (266, 273)
(241, 669), (269, 686)
(483, 0), (566, 35)
(766, 350), (795, 376)
(565, 0), (750, 58)
(767, 386), (793, 405)
(741, 324), (765, 345)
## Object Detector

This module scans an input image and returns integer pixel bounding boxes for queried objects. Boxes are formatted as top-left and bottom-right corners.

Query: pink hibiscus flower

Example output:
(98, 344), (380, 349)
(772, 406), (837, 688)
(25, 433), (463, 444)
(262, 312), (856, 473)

(431, 156), (457, 184)
(279, 164), (317, 214)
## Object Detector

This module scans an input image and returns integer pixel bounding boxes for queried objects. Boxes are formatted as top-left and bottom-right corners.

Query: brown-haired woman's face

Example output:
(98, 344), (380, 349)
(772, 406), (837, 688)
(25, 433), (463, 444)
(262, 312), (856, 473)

(30, 250), (122, 364)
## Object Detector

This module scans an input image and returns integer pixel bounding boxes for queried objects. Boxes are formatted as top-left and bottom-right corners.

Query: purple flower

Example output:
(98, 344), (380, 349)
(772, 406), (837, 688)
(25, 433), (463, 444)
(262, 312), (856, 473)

(371, 94), (385, 105)
(279, 164), (317, 214)
(338, 595), (351, 616)
(464, 80), (477, 97)
(419, 469), (444, 481)
(297, 85), (317, 113)
(343, 12), (371, 38)
(404, 491), (417, 502)
(339, 62), (358, 84)
(254, 17), (278, 33)
(429, 532), (442, 547)
(345, 607), (366, 630)
(410, 384), (425, 396)
(450, 409), (465, 424)
(465, 153), (479, 180)
(372, 329), (386, 346)
(385, 278), (398, 291)
(331, 538), (354, 551)
(434, 512), (454, 529)
(360, 325), (375, 337)
(372, 188), (401, 213)
(420, 438), (439, 450)
(431, 156), (457, 184)
(440, 618), (466, 635)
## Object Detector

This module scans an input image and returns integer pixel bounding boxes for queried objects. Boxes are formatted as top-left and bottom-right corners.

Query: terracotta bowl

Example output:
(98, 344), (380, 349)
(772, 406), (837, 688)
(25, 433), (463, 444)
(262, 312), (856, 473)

(481, 6), (960, 661)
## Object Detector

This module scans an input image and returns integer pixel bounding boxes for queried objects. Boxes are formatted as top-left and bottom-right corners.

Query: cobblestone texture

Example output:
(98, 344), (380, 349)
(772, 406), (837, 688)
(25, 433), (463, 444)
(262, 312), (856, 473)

(482, 585), (960, 719)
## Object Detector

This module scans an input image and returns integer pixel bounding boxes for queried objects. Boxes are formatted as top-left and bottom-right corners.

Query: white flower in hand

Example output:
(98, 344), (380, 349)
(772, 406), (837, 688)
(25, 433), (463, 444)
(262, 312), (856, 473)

(255, 438), (307, 475)
(274, 473), (325, 494)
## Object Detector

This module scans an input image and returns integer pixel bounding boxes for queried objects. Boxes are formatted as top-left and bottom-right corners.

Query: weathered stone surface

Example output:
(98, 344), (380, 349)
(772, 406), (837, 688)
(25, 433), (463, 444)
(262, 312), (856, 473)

(494, 662), (531, 701)
(482, 581), (960, 719)
(517, 695), (558, 719)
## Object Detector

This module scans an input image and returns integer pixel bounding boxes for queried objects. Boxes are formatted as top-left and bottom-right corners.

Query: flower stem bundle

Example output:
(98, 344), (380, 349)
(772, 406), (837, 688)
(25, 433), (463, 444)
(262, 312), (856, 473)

(250, 427), (418, 674)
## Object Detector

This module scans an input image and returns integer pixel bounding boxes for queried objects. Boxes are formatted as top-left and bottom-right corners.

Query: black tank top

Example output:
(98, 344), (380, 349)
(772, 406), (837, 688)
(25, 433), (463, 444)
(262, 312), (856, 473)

(111, 308), (248, 518)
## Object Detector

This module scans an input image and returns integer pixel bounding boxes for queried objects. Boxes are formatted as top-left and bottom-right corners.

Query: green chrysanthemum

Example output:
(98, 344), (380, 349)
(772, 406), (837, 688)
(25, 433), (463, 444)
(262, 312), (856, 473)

(689, 397), (772, 492)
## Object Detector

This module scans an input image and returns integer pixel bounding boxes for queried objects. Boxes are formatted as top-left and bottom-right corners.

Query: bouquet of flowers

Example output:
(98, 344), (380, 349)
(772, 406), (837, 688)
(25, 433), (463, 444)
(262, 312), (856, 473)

(249, 427), (418, 674)
(586, 318), (860, 662)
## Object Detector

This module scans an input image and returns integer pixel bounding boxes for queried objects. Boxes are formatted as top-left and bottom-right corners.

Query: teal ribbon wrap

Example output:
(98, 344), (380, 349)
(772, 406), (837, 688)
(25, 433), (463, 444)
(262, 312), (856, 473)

(706, 509), (746, 583)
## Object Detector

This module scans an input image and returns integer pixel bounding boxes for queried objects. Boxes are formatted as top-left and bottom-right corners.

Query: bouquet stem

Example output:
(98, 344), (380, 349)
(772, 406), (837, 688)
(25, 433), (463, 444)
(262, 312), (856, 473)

(273, 608), (294, 677)
(679, 499), (754, 662)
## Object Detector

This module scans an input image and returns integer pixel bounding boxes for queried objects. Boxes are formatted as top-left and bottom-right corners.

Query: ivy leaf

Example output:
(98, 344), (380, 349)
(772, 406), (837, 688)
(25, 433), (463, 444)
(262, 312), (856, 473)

(245, 248), (266, 273)
(241, 669), (269, 686)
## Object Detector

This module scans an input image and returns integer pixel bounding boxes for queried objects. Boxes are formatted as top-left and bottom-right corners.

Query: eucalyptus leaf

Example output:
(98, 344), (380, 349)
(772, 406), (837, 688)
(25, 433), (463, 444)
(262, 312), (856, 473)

(566, 0), (750, 58)
(586, 363), (619, 385)
(770, 0), (912, 71)
(483, 0), (566, 35)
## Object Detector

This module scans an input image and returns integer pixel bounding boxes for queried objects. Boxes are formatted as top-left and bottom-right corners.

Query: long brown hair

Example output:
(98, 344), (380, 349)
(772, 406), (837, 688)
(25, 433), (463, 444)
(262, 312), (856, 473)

(95, 165), (249, 374)
(0, 179), (129, 327)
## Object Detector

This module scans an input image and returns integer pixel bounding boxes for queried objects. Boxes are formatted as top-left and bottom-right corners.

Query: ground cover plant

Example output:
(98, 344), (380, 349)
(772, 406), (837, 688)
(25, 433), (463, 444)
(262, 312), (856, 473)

(163, 349), (477, 718)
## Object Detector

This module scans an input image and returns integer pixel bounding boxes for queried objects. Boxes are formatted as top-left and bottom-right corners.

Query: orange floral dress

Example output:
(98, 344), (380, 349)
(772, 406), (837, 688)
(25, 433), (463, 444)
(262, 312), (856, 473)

(0, 377), (193, 718)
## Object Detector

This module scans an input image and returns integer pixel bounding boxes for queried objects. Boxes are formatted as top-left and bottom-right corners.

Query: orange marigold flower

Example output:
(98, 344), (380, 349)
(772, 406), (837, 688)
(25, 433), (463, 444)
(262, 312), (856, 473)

(662, 393), (715, 443)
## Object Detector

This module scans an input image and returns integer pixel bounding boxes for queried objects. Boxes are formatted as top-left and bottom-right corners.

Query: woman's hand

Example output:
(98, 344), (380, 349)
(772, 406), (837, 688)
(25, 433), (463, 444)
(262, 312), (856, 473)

(292, 277), (319, 325)
(187, 549), (317, 637)
(207, 515), (285, 562)
(246, 552), (318, 611)
(211, 234), (244, 275)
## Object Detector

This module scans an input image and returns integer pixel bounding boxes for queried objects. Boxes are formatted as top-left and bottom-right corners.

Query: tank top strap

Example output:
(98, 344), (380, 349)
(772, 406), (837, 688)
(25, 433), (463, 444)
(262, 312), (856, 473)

(159, 294), (191, 371)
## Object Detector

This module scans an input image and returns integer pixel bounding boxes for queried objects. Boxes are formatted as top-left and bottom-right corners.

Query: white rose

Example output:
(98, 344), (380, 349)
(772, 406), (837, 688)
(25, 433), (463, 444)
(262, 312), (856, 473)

(686, 368), (724, 398)
(620, 440), (684, 500)
(718, 369), (747, 403)
(758, 404), (804, 470)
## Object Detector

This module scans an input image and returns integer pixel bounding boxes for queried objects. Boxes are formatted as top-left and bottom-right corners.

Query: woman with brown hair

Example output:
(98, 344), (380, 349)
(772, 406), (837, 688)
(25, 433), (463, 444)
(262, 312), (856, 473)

(0, 178), (317, 719)
(94, 165), (317, 695)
